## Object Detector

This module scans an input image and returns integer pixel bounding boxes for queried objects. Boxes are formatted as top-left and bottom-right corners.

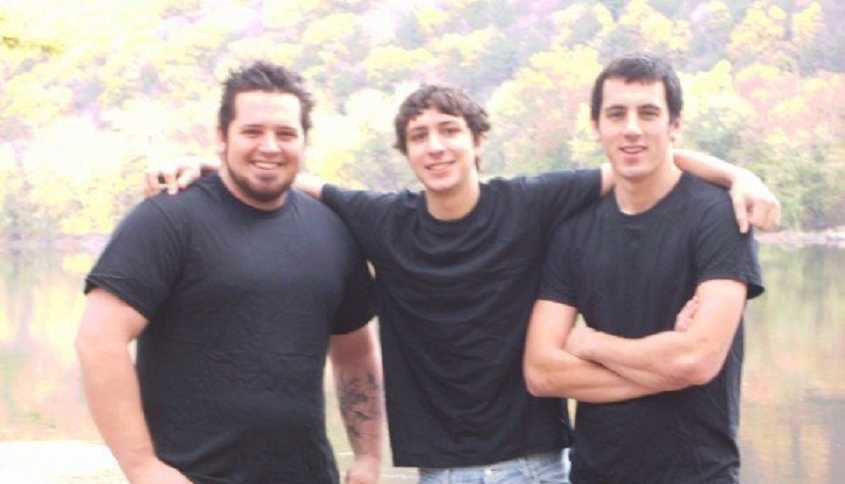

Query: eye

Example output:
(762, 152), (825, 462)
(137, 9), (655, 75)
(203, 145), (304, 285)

(408, 131), (426, 143)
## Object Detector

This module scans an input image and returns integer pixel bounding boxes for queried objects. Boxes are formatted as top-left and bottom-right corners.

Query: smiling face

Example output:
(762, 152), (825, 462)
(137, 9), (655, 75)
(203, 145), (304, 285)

(593, 78), (681, 183)
(404, 108), (481, 200)
(218, 90), (304, 210)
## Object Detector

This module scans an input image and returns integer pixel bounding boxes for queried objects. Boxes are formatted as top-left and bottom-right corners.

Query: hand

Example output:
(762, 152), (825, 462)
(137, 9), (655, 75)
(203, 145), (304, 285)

(729, 171), (781, 233)
(127, 458), (192, 484)
(563, 324), (596, 359)
(344, 455), (380, 484)
(674, 296), (700, 332)
(144, 156), (220, 198)
(293, 171), (327, 199)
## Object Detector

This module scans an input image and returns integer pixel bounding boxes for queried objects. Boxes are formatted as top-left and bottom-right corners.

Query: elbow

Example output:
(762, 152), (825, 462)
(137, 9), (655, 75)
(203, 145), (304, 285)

(74, 326), (96, 365)
(671, 354), (723, 387)
(523, 361), (556, 398)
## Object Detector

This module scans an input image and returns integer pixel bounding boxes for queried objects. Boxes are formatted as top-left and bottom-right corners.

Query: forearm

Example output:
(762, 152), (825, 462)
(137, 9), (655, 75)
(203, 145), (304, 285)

(571, 329), (699, 390)
(673, 149), (746, 188)
(333, 354), (384, 462)
(77, 341), (159, 480)
(525, 347), (662, 403)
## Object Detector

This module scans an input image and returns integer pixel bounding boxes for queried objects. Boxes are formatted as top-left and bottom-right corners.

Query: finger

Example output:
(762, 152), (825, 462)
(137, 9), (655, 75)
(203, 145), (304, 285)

(144, 171), (163, 198)
(750, 199), (770, 231)
(177, 167), (199, 189)
(767, 199), (782, 231)
(163, 172), (178, 195)
(731, 193), (749, 234)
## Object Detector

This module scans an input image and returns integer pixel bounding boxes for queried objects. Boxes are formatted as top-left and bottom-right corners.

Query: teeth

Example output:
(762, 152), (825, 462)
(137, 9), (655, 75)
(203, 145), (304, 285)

(254, 162), (278, 169)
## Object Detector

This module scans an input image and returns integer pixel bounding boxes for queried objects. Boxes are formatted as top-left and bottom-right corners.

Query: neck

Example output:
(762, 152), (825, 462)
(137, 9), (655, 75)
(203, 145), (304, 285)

(425, 175), (481, 221)
(614, 154), (682, 215)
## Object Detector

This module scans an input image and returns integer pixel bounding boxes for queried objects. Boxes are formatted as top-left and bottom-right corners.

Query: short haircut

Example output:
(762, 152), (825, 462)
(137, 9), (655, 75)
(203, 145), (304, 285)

(218, 61), (315, 138)
(393, 85), (491, 157)
(590, 54), (683, 124)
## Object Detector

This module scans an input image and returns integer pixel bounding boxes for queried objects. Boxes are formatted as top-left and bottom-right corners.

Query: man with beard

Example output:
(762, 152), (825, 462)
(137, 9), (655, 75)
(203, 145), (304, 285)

(76, 62), (383, 484)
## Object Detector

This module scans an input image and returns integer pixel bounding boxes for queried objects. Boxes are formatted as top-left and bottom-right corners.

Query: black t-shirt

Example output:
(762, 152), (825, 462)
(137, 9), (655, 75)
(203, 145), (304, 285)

(540, 173), (764, 484)
(85, 174), (373, 484)
(322, 169), (600, 467)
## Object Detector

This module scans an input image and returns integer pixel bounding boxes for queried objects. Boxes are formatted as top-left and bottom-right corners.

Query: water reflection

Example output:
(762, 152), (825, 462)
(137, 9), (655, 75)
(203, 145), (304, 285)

(1, 245), (843, 483)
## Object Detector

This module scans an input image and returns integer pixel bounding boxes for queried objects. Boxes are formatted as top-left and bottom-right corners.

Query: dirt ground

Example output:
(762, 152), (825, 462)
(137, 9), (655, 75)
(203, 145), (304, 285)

(0, 441), (123, 484)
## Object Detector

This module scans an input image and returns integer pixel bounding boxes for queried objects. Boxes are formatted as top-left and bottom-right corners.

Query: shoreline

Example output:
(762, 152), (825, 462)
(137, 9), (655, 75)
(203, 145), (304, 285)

(3, 229), (845, 252)
(0, 229), (845, 254)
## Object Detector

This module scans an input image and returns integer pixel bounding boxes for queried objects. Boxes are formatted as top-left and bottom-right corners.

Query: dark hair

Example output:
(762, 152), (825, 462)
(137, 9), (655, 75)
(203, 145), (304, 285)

(393, 85), (491, 158)
(590, 54), (683, 124)
(218, 61), (315, 138)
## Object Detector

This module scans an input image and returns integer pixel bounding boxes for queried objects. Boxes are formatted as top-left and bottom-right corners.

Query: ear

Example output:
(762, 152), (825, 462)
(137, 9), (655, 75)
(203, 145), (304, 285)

(216, 128), (226, 157)
(669, 116), (682, 143)
(592, 120), (601, 140)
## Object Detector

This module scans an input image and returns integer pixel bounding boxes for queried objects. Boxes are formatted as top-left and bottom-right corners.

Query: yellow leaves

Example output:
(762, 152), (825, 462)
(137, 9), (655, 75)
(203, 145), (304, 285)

(528, 45), (601, 88)
(222, 38), (303, 69)
(728, 2), (787, 62)
(430, 28), (498, 67)
(792, 2), (823, 49)
(261, 0), (320, 29)
(416, 7), (449, 36)
(618, 0), (692, 55)
(302, 13), (359, 46)
(364, 46), (435, 85)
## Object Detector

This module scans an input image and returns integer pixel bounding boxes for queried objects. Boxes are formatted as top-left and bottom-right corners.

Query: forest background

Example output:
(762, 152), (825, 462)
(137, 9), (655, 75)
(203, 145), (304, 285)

(2, 0), (844, 245)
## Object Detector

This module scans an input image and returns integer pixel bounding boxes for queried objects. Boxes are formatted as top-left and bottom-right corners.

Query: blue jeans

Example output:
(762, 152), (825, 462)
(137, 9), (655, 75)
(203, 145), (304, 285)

(418, 449), (570, 483)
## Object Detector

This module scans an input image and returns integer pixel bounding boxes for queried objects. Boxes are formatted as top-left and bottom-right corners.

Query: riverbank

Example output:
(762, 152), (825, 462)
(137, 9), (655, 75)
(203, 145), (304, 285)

(3, 228), (845, 253)
(0, 441), (122, 484)
(755, 226), (845, 248)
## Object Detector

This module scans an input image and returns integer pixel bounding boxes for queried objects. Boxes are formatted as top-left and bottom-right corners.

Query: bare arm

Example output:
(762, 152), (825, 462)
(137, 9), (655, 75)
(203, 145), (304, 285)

(329, 323), (384, 484)
(673, 149), (781, 232)
(566, 279), (748, 390)
(75, 289), (189, 484)
(523, 299), (667, 403)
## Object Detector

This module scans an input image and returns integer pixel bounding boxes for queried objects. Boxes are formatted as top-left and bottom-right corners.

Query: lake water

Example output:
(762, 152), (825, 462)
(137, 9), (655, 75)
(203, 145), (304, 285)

(1, 244), (843, 483)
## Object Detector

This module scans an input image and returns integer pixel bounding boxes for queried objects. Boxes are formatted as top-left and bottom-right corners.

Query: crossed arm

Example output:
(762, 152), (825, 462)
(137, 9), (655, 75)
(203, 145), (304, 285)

(523, 279), (748, 403)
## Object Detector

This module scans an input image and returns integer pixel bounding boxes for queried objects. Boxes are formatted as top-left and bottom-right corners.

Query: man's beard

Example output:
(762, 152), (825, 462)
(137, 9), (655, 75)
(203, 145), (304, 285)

(223, 154), (293, 204)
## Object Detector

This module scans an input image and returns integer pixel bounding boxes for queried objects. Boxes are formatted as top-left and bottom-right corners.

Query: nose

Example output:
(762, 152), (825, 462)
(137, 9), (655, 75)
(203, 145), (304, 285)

(426, 133), (445, 153)
(259, 133), (281, 153)
(623, 113), (642, 137)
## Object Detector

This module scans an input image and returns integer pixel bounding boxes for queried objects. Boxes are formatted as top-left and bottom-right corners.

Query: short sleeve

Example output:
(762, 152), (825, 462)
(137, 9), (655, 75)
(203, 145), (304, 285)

(694, 198), (764, 300)
(84, 199), (185, 320)
(331, 255), (375, 335)
(537, 221), (579, 306)
(528, 169), (601, 231)
(322, 185), (395, 257)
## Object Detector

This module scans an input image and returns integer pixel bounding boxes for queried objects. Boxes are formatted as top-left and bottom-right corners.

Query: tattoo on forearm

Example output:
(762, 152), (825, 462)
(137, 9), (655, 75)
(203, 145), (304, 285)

(337, 371), (381, 449)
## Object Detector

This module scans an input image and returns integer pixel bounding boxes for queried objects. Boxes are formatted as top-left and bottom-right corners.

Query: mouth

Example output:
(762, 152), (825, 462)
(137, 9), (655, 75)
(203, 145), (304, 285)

(425, 160), (455, 172)
(252, 160), (285, 170)
(619, 146), (646, 155)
